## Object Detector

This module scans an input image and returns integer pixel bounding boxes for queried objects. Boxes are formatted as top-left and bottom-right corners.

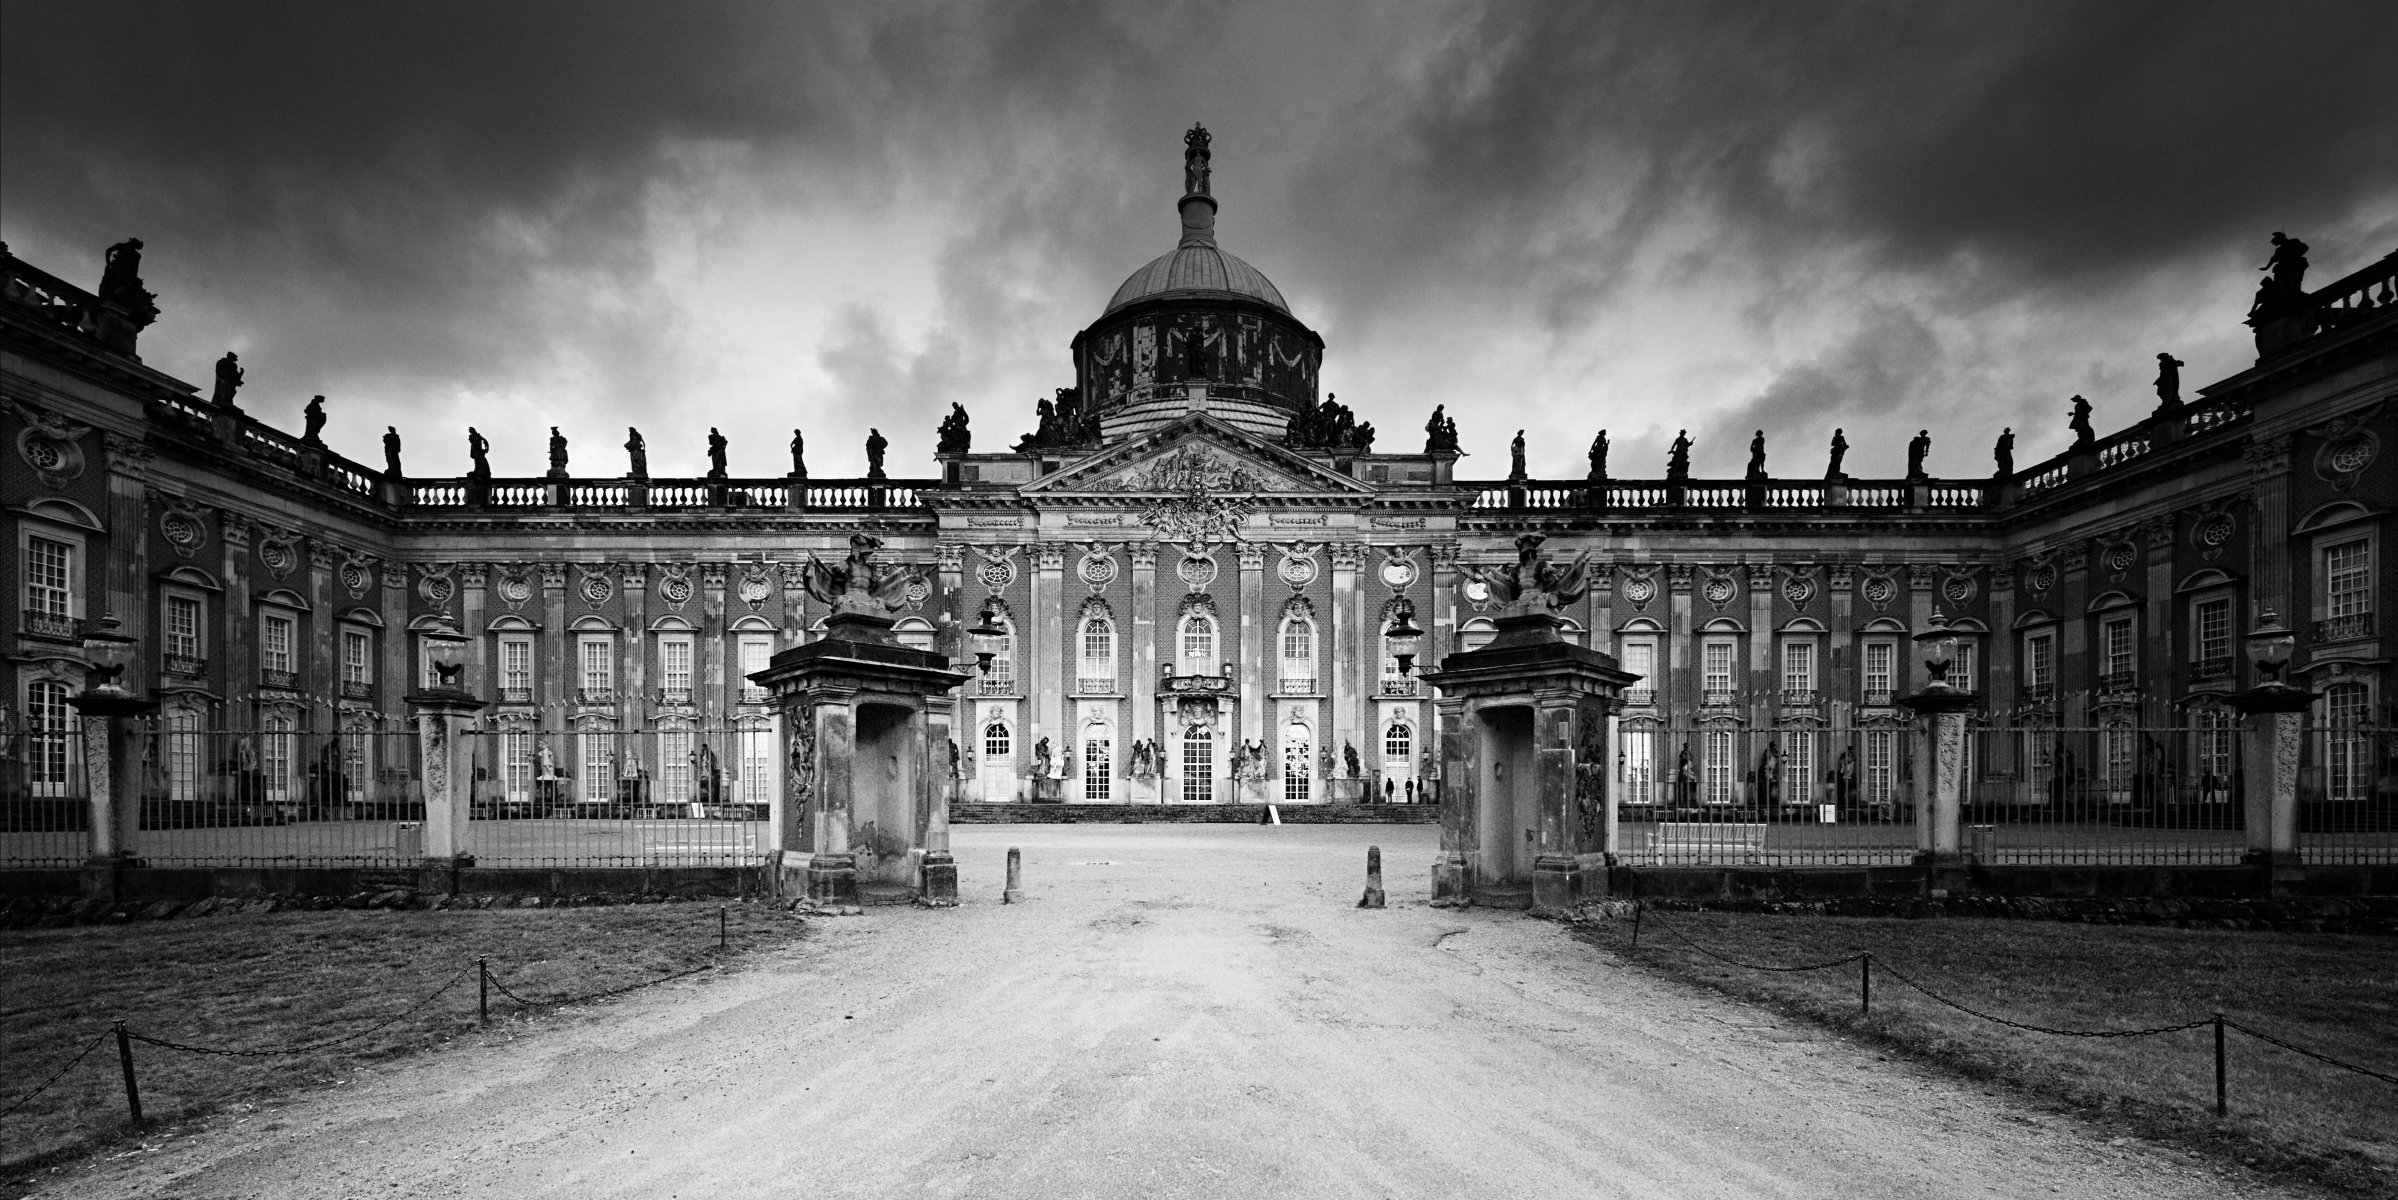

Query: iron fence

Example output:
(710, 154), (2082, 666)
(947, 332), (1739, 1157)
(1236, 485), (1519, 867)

(1, 723), (89, 867)
(458, 728), (773, 867)
(2297, 724), (2398, 865)
(1956, 726), (2247, 866)
(130, 728), (426, 867)
(1615, 724), (1921, 866)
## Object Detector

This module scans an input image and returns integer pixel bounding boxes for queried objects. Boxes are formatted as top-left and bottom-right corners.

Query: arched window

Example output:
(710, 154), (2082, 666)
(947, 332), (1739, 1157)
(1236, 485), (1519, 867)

(1079, 612), (1116, 690)
(1180, 612), (1218, 673)
(1279, 616), (1314, 692)
(1282, 721), (1312, 802)
(1383, 719), (1412, 773)
(1183, 724), (1215, 803)
(2325, 682), (2372, 802)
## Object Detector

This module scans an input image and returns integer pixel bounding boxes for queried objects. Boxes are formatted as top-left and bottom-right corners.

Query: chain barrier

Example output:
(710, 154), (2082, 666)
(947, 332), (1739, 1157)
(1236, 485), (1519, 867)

(1859, 955), (2215, 1039)
(0, 1030), (111, 1120)
(2223, 1018), (2398, 1087)
(124, 965), (478, 1059)
(483, 959), (719, 1011)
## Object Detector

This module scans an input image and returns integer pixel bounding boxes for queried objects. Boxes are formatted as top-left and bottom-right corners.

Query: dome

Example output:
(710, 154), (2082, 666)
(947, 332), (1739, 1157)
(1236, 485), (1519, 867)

(1104, 240), (1290, 316)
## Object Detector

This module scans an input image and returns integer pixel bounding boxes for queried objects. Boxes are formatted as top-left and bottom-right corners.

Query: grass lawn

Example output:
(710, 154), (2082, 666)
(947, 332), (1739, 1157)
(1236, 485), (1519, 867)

(0, 900), (806, 1177)
(1577, 908), (2398, 1197)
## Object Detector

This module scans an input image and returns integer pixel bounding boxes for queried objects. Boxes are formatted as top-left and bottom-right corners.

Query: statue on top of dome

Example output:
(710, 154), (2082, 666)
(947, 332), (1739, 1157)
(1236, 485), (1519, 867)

(1184, 123), (1211, 196)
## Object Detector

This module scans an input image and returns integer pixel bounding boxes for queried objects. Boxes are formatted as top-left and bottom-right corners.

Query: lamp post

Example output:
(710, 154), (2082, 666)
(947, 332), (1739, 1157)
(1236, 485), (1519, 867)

(966, 602), (1006, 677)
(1900, 608), (1977, 880)
(2232, 608), (2314, 875)
(68, 616), (159, 865)
(1386, 600), (1425, 677)
(417, 613), (473, 697)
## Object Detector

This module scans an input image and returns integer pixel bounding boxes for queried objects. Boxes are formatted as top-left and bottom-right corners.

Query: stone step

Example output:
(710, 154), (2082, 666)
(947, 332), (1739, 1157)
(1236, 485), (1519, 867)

(856, 883), (917, 907)
(1471, 884), (1534, 910)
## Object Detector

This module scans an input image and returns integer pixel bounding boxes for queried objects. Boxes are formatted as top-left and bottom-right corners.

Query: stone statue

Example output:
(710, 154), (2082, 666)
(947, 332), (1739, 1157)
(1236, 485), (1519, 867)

(1425, 405), (1461, 454)
(801, 531), (921, 617)
(383, 426), (403, 478)
(1676, 744), (1696, 801)
(937, 402), (971, 454)
(2067, 395), (2096, 450)
(534, 742), (558, 780)
(1906, 430), (1931, 479)
(866, 427), (888, 480)
(97, 237), (145, 302)
(301, 395), (326, 445)
(1508, 430), (1527, 480)
(1343, 741), (1361, 779)
(2262, 231), (2310, 293)
(1993, 427), (2015, 478)
(1826, 428), (1848, 479)
(625, 427), (647, 479)
(790, 429), (807, 479)
(2153, 352), (2186, 419)
(1457, 532), (1595, 614)
(467, 427), (491, 480)
(548, 426), (568, 475)
(1760, 741), (1783, 805)
(210, 351), (244, 408)
(1746, 430), (1767, 480)
(1835, 745), (1858, 806)
(1588, 430), (1609, 481)
(1031, 736), (1054, 779)
(1666, 430), (1692, 481)
(706, 427), (728, 479)
(1183, 122), (1212, 196)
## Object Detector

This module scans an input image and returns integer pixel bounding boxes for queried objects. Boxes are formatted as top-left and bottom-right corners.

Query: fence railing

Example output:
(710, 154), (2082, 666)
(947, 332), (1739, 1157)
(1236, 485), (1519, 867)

(1956, 726), (2249, 866)
(1, 724), (90, 867)
(457, 729), (773, 867)
(2296, 725), (2398, 865)
(1615, 724), (1920, 866)
(130, 729), (427, 867)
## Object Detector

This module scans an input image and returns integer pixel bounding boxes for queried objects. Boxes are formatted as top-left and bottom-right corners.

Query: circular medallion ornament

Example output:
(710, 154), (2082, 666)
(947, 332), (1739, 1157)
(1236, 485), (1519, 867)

(659, 575), (693, 605)
(1464, 579), (1492, 605)
(1277, 556), (1317, 588)
(2193, 512), (2236, 559)
(1380, 559), (1417, 589)
(498, 575), (533, 605)
(340, 562), (370, 596)
(1177, 554), (1219, 589)
(2329, 439), (2376, 474)
(1860, 575), (1896, 607)
(259, 541), (296, 577)
(1702, 575), (1736, 607)
(1078, 552), (1117, 589)
(979, 559), (1015, 590)
(1942, 575), (1975, 604)
(738, 575), (771, 607)
(1782, 576), (1815, 607)
(581, 574), (613, 606)
(1623, 577), (1655, 606)
(904, 578), (932, 607)
(420, 576), (456, 606)
(160, 509), (206, 557)
(2025, 564), (2057, 594)
(27, 440), (62, 471)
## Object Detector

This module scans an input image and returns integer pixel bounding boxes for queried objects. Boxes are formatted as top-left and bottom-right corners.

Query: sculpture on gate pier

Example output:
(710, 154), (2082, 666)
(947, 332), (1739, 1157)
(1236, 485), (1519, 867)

(801, 532), (921, 618)
(1456, 532), (1594, 616)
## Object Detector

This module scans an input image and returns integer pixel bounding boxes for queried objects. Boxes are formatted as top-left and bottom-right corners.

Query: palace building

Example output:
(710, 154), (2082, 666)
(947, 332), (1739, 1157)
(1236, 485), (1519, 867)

(5, 131), (2397, 815)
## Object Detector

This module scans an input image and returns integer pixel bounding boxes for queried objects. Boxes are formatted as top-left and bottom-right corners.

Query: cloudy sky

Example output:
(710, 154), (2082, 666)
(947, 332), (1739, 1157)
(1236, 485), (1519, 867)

(6, 1), (2396, 482)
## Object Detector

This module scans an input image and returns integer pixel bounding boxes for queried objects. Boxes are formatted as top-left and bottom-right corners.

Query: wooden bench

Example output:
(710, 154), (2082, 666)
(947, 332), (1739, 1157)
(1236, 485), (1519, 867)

(1652, 822), (1768, 864)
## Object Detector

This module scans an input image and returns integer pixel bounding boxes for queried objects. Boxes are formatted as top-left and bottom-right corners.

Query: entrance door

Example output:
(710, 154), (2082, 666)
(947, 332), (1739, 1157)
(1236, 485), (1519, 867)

(980, 718), (1015, 803)
(1476, 706), (1537, 884)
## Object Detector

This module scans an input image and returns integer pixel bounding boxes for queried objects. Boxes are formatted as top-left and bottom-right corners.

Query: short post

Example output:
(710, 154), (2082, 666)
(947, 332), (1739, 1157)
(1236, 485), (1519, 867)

(1358, 845), (1386, 909)
(2214, 1012), (2228, 1117)
(1630, 898), (1644, 950)
(477, 956), (489, 1024)
(719, 905), (728, 951)
(113, 1020), (143, 1125)
(1860, 956), (1872, 1017)
(1003, 846), (1023, 904)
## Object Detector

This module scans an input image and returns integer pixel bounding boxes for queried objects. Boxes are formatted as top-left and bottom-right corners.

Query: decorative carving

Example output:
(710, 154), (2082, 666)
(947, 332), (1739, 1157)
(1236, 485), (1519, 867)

(787, 708), (816, 807)
(1941, 566), (1980, 605)
(2060, 542), (2091, 573)
(1827, 564), (1855, 590)
(1129, 542), (1161, 569)
(1620, 566), (1657, 609)
(496, 568), (533, 608)
(1236, 544), (1267, 571)
(1328, 542), (1367, 570)
(217, 511), (253, 548)
(800, 533), (923, 616)
(1701, 572), (1737, 609)
(2100, 538), (2138, 582)
(2243, 433), (2294, 472)
(103, 431), (153, 476)
(379, 564), (408, 591)
(933, 544), (966, 571)
(157, 496), (209, 560)
(1455, 534), (1595, 615)
(2191, 500), (2240, 562)
(699, 563), (728, 590)
(9, 400), (92, 489)
(738, 563), (772, 611)
(973, 544), (1019, 590)
(2021, 553), (2057, 595)
(1666, 563), (1694, 592)
(1275, 541), (1320, 588)
(1858, 571), (1898, 611)
(255, 526), (301, 580)
(1034, 543), (1068, 572)
(576, 563), (613, 607)
(415, 563), (457, 607)
(2309, 402), (2384, 492)
(458, 562), (489, 589)
(341, 551), (377, 599)
(308, 543), (338, 572)
(1077, 546), (1118, 590)
(1379, 546), (1421, 590)
(616, 561), (648, 589)
(658, 563), (695, 609)
(1177, 552), (1219, 590)
(1780, 567), (1817, 609)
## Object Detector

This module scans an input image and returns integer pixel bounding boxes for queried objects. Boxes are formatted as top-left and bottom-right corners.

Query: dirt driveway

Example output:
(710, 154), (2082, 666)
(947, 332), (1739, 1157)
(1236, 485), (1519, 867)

(30, 825), (2293, 1199)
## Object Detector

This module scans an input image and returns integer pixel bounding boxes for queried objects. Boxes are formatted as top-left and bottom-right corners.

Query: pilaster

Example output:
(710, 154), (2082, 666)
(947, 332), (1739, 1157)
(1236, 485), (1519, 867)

(539, 563), (568, 732)
(219, 513), (255, 716)
(1130, 542), (1159, 745)
(1331, 542), (1364, 753)
(1238, 544), (1266, 745)
(701, 562), (728, 727)
(2245, 435), (2295, 626)
(460, 562), (489, 698)
(1033, 542), (1066, 746)
(101, 433), (151, 636)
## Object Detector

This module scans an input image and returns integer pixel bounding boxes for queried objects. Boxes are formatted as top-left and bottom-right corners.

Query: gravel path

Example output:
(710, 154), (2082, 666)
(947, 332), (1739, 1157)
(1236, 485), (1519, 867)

(30, 825), (2297, 1199)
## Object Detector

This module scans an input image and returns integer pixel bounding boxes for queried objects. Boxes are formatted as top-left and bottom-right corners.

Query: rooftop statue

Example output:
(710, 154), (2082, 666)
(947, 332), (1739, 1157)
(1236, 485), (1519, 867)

(1993, 427), (2014, 478)
(548, 426), (568, 474)
(1826, 428), (1848, 479)
(790, 429), (807, 479)
(2250, 231), (2313, 323)
(301, 395), (326, 445)
(1288, 392), (1374, 452)
(96, 238), (159, 330)
(707, 427), (728, 479)
(866, 427), (889, 480)
(1459, 532), (1594, 616)
(625, 427), (647, 479)
(2153, 352), (2186, 419)
(1509, 429), (1527, 480)
(383, 426), (403, 478)
(1666, 430), (1691, 481)
(803, 532), (921, 618)
(210, 351), (244, 408)
(1588, 430), (1608, 481)
(2068, 395), (2096, 451)
(1184, 122), (1212, 197)
(1746, 430), (1767, 480)
(1906, 429), (1931, 479)
(937, 402), (971, 454)
(466, 427), (491, 480)
(1424, 405), (1461, 454)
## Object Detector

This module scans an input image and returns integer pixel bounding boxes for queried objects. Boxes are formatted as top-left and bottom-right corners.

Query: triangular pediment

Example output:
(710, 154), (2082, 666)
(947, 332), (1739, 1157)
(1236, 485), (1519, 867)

(1023, 414), (1375, 497)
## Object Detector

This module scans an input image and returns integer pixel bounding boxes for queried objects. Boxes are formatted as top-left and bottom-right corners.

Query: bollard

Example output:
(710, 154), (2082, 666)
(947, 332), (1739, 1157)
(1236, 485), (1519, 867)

(478, 956), (489, 1024)
(2215, 1013), (2227, 1117)
(1630, 900), (1644, 951)
(719, 905), (728, 951)
(1860, 956), (1872, 1017)
(114, 1020), (142, 1125)
(1357, 845), (1386, 909)
(1003, 847), (1024, 904)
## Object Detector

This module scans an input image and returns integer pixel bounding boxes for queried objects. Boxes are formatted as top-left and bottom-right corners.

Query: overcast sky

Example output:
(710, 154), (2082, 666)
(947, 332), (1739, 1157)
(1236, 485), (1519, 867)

(6, 1), (2396, 482)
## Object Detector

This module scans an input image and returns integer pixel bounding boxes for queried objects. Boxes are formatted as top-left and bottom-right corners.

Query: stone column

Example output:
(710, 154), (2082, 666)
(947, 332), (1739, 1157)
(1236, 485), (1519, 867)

(1331, 543), (1364, 759)
(1238, 544), (1266, 752)
(70, 702), (150, 863)
(798, 692), (859, 903)
(1666, 564), (1694, 743)
(1430, 695), (1473, 906)
(1747, 563), (1774, 727)
(2058, 542), (2092, 727)
(1032, 543), (1066, 751)
(700, 563), (728, 727)
(2237, 691), (2309, 881)
(1129, 542), (1159, 785)
(409, 692), (488, 864)
(539, 563), (568, 709)
(1905, 688), (1974, 893)
(618, 562), (649, 783)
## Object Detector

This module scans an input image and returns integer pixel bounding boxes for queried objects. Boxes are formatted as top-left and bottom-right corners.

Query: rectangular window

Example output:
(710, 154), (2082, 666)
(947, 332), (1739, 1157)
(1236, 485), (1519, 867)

(581, 734), (614, 804)
(1864, 730), (1896, 805)
(1863, 641), (1894, 700)
(165, 596), (202, 659)
(2193, 709), (2235, 801)
(739, 636), (772, 702)
(503, 731), (533, 801)
(1621, 640), (1656, 703)
(1781, 640), (1815, 693)
(261, 714), (296, 803)
(1951, 641), (1976, 693)
(2103, 725), (2136, 801)
(1703, 730), (1734, 803)
(342, 629), (373, 687)
(661, 728), (693, 801)
(1283, 727), (1312, 802)
(1622, 728), (1655, 804)
(1182, 728), (1214, 803)
(1781, 733), (1814, 802)
(1702, 641), (1733, 692)
(24, 536), (72, 617)
(1182, 618), (1217, 672)
(261, 612), (295, 673)
(501, 637), (533, 694)
(1280, 621), (1311, 689)
(2328, 540), (2372, 617)
(2195, 598), (2232, 663)
(2101, 615), (2135, 682)
(580, 637), (614, 693)
(2024, 630), (2055, 691)
(661, 636), (693, 691)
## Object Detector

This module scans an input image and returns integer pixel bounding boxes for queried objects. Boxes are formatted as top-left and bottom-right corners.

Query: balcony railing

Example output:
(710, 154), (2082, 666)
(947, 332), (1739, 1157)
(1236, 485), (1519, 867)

(740, 685), (770, 705)
(2192, 656), (2236, 681)
(340, 680), (373, 700)
(975, 675), (1015, 697)
(1861, 688), (1895, 708)
(19, 609), (78, 641)
(1779, 688), (1819, 708)
(162, 653), (207, 677)
(576, 687), (616, 706)
(2098, 671), (2139, 694)
(2019, 683), (2055, 706)
(498, 686), (534, 704)
(258, 668), (298, 690)
(1376, 678), (1417, 697)
(1077, 676), (1119, 695)
(1701, 688), (1738, 707)
(1622, 687), (1655, 706)
(2314, 612), (2375, 643)
(655, 687), (693, 706)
